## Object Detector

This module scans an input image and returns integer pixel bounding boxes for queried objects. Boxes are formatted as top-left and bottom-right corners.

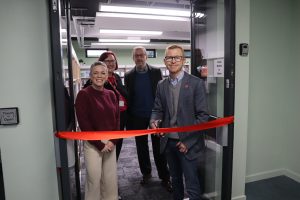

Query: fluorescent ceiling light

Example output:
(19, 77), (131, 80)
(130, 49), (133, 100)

(97, 12), (189, 21)
(195, 12), (205, 18)
(99, 5), (190, 17)
(91, 43), (191, 49)
(99, 29), (162, 35)
(86, 49), (107, 57)
(99, 38), (150, 43)
(92, 42), (151, 46)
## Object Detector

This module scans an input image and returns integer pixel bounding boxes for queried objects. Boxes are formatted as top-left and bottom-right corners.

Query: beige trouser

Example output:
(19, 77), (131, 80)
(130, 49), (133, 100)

(84, 141), (118, 200)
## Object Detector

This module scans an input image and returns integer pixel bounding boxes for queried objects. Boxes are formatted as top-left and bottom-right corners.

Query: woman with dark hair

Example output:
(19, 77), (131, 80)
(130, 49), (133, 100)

(84, 51), (128, 160)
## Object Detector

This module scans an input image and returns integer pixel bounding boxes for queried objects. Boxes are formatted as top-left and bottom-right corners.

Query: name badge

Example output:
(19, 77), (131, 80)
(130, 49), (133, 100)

(119, 100), (124, 107)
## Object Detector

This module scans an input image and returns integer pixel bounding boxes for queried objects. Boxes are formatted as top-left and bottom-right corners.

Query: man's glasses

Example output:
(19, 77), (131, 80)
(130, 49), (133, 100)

(103, 60), (116, 64)
(164, 56), (183, 62)
(134, 54), (146, 58)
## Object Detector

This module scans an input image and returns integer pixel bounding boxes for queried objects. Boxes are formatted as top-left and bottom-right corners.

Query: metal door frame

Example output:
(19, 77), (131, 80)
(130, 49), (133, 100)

(49, 0), (81, 199)
(191, 0), (235, 199)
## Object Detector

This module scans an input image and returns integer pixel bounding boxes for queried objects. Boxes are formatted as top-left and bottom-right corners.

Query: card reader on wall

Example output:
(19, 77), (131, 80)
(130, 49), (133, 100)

(239, 43), (249, 56)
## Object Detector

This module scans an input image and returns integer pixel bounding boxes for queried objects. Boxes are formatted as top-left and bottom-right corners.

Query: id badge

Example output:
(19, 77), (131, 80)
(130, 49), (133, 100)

(119, 100), (124, 107)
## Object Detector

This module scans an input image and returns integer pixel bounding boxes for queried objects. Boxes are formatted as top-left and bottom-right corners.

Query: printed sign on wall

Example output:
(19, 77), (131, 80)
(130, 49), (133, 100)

(0, 107), (19, 125)
(213, 59), (224, 77)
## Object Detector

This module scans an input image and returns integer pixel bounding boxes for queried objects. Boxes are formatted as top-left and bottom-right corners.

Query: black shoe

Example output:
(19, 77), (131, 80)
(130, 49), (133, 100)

(140, 174), (152, 185)
(161, 179), (173, 192)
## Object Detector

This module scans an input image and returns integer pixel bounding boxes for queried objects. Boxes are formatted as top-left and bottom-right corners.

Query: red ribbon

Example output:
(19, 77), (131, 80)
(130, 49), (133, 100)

(56, 116), (234, 140)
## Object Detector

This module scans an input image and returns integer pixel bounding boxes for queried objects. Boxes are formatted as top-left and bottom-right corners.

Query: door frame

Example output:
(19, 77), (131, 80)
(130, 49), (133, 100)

(49, 0), (236, 199)
(190, 0), (235, 199)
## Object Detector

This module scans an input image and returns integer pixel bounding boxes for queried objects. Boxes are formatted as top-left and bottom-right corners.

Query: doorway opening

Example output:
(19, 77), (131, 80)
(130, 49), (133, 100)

(49, 0), (235, 199)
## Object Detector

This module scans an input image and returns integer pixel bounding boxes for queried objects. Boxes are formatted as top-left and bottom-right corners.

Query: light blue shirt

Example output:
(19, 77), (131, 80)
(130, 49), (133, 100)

(169, 70), (184, 86)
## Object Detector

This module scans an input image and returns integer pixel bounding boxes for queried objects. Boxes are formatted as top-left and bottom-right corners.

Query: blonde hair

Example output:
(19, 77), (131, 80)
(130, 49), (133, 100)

(165, 44), (185, 57)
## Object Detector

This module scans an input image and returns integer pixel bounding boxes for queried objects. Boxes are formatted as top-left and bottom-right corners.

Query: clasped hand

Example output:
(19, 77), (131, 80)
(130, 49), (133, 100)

(176, 142), (188, 154)
(101, 141), (115, 153)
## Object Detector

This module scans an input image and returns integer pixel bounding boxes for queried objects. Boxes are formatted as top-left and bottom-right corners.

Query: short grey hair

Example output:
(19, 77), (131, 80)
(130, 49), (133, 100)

(89, 61), (107, 76)
(132, 46), (147, 57)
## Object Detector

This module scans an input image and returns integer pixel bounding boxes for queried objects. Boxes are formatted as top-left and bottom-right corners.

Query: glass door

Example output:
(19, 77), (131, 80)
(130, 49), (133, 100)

(191, 0), (235, 199)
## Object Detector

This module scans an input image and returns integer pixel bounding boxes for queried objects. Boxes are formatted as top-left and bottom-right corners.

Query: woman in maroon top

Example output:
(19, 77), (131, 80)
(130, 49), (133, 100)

(75, 61), (120, 200)
(84, 51), (128, 160)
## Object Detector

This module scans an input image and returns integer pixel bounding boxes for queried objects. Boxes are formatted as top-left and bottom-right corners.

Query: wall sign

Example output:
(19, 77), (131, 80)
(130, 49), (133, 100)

(0, 107), (19, 125)
(213, 59), (224, 77)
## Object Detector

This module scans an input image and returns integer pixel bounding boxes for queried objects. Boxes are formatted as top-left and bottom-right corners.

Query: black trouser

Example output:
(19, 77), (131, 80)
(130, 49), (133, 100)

(127, 114), (170, 180)
(116, 110), (127, 160)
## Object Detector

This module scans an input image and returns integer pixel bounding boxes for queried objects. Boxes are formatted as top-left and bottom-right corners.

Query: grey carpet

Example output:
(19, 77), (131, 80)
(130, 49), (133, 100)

(245, 175), (300, 200)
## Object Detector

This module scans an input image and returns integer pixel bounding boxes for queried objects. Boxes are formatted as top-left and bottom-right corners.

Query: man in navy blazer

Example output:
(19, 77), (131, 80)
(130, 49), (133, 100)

(150, 44), (209, 200)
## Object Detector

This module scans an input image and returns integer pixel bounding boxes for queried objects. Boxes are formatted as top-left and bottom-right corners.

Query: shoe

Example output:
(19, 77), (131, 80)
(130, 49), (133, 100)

(161, 179), (173, 192)
(140, 174), (152, 185)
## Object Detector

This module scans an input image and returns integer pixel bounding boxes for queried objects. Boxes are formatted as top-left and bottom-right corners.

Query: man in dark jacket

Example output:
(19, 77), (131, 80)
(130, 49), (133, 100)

(125, 46), (172, 192)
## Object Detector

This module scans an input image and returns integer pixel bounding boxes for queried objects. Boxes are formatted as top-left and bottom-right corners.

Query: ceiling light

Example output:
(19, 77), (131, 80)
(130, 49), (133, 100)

(99, 29), (162, 35)
(195, 12), (205, 18)
(97, 12), (190, 21)
(99, 5), (190, 17)
(91, 43), (191, 49)
(99, 39), (150, 43)
(92, 42), (151, 46)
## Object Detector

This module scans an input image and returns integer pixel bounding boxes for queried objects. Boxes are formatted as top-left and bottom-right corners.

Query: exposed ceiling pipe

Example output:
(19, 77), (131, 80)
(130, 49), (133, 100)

(136, 0), (190, 9)
(73, 16), (95, 48)
(72, 16), (82, 48)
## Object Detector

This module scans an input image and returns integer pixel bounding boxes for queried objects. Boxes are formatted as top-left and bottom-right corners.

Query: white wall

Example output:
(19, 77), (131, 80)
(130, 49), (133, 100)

(246, 0), (300, 182)
(287, 0), (300, 181)
(233, 0), (300, 199)
(0, 0), (59, 199)
(231, 0), (250, 199)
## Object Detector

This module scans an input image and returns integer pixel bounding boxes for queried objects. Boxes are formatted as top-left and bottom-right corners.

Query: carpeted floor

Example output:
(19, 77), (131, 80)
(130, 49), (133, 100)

(69, 138), (300, 200)
(245, 175), (300, 200)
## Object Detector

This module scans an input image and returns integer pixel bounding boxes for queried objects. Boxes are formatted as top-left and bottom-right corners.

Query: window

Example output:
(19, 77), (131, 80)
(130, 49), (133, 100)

(146, 49), (156, 58)
(184, 50), (191, 58)
(85, 49), (108, 58)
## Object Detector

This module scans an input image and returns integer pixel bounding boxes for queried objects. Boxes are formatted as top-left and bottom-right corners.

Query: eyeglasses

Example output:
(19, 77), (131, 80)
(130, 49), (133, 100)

(103, 60), (116, 64)
(164, 56), (183, 62)
(134, 54), (146, 58)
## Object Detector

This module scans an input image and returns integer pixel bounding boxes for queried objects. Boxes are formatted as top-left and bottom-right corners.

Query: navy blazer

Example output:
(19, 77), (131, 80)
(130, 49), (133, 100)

(151, 72), (209, 160)
(124, 64), (162, 116)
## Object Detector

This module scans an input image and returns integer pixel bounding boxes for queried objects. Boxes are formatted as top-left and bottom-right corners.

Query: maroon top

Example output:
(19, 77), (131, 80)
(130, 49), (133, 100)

(75, 86), (120, 151)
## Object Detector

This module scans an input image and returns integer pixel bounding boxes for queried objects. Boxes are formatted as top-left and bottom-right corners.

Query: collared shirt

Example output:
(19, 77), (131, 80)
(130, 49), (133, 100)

(168, 70), (184, 86)
(135, 65), (148, 73)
